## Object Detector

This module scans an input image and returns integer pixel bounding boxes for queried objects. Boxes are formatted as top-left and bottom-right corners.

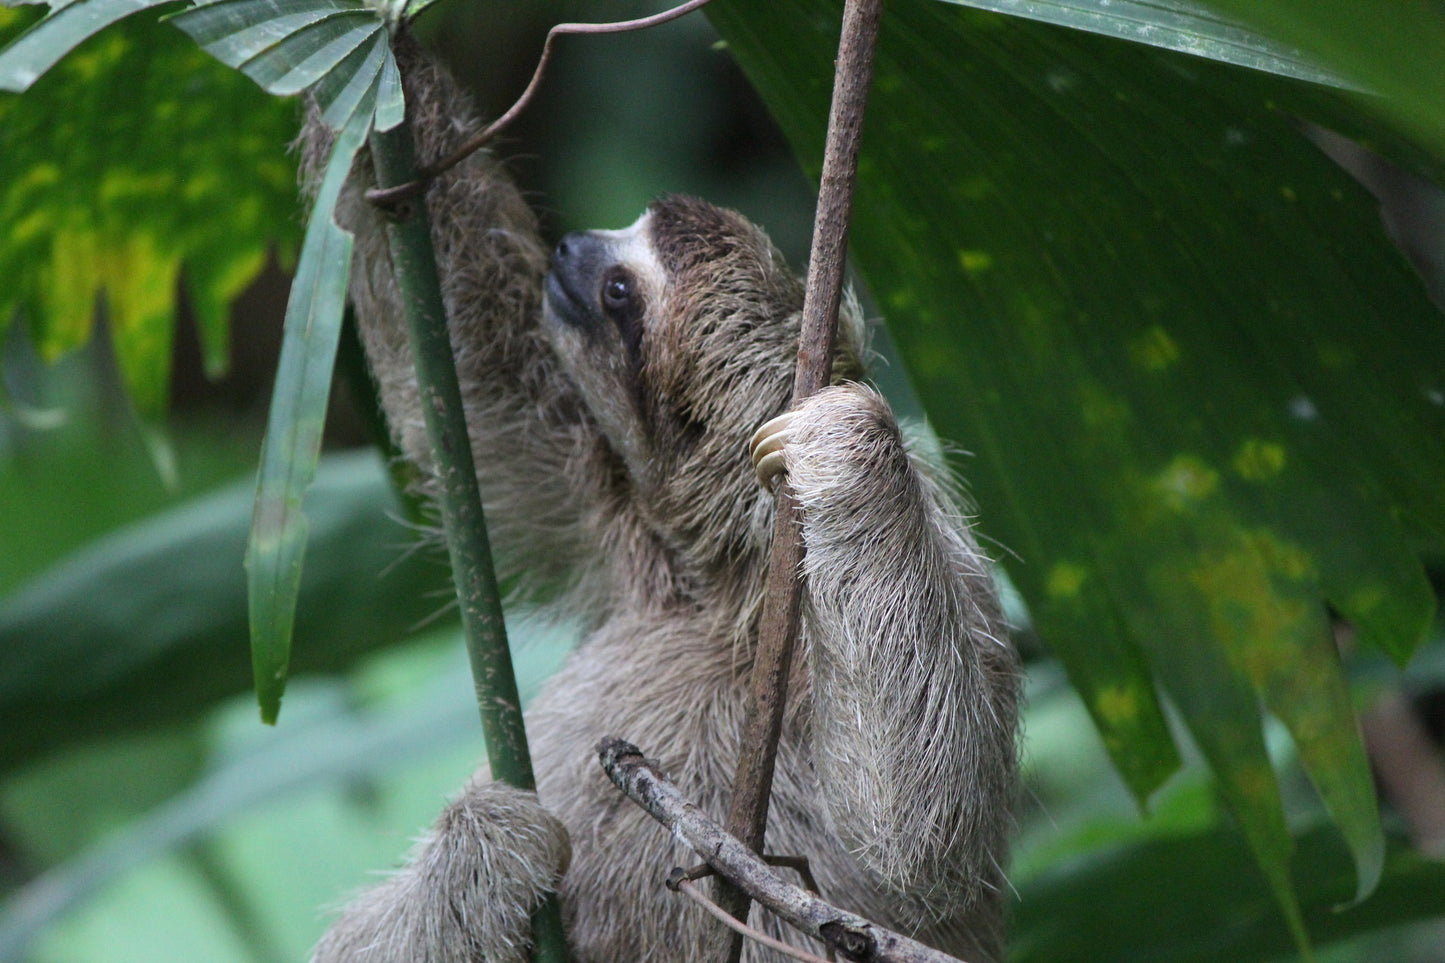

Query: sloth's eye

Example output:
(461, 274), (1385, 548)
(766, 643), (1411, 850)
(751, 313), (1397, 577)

(601, 269), (635, 315)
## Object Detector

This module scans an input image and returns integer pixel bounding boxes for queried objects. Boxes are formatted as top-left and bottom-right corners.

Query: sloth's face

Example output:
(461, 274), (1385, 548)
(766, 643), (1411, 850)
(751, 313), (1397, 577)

(542, 210), (667, 473)
(542, 196), (808, 493)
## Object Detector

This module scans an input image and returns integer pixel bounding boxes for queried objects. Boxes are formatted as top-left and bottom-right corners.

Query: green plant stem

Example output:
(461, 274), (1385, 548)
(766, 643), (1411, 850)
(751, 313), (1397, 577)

(366, 117), (570, 963)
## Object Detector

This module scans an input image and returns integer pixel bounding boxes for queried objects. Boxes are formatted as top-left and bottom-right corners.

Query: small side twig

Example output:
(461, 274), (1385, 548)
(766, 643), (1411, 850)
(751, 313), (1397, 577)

(368, 0), (718, 207)
(599, 738), (970, 963)
(764, 856), (824, 902)
(671, 873), (833, 963)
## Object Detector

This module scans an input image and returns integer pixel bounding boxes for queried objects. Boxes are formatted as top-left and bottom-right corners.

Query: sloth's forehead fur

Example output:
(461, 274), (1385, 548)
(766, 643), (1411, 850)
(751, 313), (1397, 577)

(646, 194), (773, 279)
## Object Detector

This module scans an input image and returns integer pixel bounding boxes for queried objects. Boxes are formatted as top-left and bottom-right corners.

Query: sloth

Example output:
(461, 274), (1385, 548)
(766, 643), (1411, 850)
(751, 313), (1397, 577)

(305, 37), (1019, 963)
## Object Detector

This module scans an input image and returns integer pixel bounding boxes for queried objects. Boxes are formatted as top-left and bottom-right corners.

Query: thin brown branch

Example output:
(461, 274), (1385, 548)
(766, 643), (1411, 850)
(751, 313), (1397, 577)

(672, 876), (833, 963)
(717, 0), (885, 956)
(368, 0), (718, 207)
(598, 739), (971, 963)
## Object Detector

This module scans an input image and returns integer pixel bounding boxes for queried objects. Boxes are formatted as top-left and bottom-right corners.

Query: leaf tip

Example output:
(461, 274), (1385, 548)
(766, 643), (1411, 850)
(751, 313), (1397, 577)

(257, 670), (286, 725)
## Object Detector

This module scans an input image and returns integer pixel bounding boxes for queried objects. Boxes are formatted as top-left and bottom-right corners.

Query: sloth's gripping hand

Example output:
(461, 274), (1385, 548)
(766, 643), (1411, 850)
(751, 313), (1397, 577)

(750, 384), (1018, 914)
(312, 783), (570, 963)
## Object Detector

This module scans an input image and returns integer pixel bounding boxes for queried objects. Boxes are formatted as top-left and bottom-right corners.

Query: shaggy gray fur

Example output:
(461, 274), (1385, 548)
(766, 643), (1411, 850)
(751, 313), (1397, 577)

(304, 38), (1018, 963)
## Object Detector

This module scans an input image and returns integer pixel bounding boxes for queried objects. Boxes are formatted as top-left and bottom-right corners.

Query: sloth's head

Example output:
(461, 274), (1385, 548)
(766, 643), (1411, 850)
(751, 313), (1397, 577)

(542, 195), (865, 513)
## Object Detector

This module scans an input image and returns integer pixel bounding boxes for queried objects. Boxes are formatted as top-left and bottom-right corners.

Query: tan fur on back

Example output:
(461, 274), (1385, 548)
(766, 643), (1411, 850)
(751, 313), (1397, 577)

(305, 37), (1018, 963)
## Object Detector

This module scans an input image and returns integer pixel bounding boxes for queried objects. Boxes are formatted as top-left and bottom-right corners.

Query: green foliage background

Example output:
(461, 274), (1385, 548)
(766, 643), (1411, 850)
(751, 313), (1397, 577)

(1, 0), (1444, 960)
(0, 6), (299, 413)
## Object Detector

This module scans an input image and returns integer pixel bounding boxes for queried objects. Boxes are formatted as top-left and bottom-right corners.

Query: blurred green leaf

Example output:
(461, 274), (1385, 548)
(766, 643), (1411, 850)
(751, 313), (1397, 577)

(0, 407), (257, 596)
(0, 450), (452, 772)
(938, 0), (1352, 88)
(0, 729), (207, 866)
(1012, 824), (1445, 963)
(0, 623), (573, 961)
(0, 0), (176, 92)
(0, 9), (299, 407)
(0, 679), (444, 960)
(711, 0), (1444, 938)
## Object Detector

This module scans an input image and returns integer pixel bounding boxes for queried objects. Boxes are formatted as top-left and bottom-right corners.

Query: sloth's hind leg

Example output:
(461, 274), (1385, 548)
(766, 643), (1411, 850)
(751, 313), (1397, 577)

(312, 783), (570, 963)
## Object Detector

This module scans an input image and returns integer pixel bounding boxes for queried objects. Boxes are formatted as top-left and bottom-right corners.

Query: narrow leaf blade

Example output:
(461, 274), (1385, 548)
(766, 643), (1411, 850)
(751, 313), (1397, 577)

(244, 97), (371, 724)
(167, 0), (355, 64)
(313, 28), (384, 128)
(239, 13), (375, 95)
(372, 37), (402, 131)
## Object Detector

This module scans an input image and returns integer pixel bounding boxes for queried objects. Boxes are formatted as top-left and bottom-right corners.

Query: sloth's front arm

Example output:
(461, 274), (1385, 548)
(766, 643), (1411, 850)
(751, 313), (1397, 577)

(311, 40), (607, 593)
(756, 384), (1019, 913)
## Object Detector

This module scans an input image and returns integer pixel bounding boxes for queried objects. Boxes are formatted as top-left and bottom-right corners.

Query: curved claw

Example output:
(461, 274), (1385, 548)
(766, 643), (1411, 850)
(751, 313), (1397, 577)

(751, 412), (794, 491)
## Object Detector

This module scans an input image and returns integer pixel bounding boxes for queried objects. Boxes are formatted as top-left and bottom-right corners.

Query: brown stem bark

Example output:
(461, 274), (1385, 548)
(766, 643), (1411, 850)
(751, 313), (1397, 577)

(714, 1), (885, 958)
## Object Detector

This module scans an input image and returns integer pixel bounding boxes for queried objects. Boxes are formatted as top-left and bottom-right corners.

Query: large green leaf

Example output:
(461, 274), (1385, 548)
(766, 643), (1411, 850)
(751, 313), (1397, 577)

(1199, 0), (1445, 161)
(710, 0), (1445, 941)
(939, 0), (1352, 88)
(0, 451), (452, 772)
(0, 8), (299, 408)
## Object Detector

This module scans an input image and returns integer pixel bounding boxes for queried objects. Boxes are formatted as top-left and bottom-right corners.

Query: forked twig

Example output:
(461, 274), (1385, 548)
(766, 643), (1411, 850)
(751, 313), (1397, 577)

(368, 0), (718, 206)
(599, 739), (971, 963)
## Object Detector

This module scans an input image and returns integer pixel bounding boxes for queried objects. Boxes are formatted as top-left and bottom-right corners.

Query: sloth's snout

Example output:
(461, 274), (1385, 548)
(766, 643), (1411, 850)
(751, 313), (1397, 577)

(546, 232), (611, 329)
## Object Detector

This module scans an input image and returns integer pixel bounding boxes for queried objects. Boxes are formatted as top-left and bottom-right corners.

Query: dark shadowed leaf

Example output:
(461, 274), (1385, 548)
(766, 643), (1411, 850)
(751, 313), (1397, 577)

(1012, 824), (1445, 963)
(711, 0), (1444, 939)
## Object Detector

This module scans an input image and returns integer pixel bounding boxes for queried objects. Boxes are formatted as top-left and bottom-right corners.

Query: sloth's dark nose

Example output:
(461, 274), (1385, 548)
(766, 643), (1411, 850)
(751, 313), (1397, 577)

(553, 231), (605, 268)
(554, 232), (583, 262)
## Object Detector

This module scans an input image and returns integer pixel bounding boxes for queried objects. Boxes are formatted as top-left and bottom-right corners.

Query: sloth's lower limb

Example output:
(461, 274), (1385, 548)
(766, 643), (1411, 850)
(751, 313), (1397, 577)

(312, 782), (570, 963)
